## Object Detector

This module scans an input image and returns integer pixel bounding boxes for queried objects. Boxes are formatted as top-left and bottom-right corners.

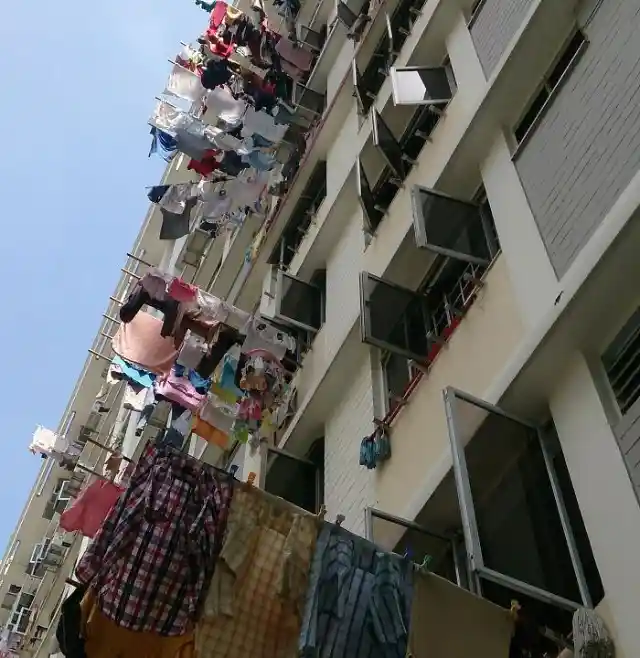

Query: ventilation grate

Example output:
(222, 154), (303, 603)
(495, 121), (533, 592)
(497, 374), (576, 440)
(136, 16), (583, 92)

(603, 307), (640, 415)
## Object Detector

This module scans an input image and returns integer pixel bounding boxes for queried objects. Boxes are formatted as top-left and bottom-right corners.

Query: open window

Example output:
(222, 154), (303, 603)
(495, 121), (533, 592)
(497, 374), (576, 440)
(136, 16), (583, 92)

(357, 159), (385, 232)
(292, 83), (326, 115)
(298, 25), (327, 52)
(371, 109), (408, 179)
(274, 269), (325, 333)
(1, 585), (21, 611)
(443, 387), (603, 612)
(390, 66), (453, 106)
(264, 439), (324, 513)
(365, 507), (465, 586)
(360, 272), (439, 363)
(411, 187), (494, 264)
(336, 0), (358, 29)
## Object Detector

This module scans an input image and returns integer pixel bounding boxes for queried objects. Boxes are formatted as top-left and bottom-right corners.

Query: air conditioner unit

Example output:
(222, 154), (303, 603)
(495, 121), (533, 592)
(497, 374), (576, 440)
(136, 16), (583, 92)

(259, 265), (280, 320)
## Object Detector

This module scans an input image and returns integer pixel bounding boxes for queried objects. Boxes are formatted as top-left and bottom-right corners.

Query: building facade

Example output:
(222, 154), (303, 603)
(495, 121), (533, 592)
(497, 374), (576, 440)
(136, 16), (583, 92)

(2, 0), (640, 656)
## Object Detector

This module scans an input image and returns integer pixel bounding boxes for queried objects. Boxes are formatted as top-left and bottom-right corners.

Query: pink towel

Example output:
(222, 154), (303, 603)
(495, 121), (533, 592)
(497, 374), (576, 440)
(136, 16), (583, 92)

(111, 312), (179, 375)
(59, 480), (123, 538)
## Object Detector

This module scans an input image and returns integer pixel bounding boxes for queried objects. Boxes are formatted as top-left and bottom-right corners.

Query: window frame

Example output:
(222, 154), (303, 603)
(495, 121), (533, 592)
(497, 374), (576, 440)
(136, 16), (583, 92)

(389, 65), (454, 106)
(371, 109), (407, 179)
(443, 386), (594, 610)
(360, 271), (434, 363)
(513, 29), (588, 154)
(380, 351), (420, 415)
(274, 269), (325, 333)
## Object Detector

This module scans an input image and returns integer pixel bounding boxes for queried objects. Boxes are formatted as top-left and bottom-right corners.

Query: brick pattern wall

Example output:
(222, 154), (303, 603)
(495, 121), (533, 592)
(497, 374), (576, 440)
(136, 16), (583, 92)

(514, 0), (640, 277)
(470, 0), (534, 77)
(324, 354), (376, 535)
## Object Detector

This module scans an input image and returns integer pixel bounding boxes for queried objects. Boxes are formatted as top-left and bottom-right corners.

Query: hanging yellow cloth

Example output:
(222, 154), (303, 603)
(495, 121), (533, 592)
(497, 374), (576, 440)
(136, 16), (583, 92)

(80, 590), (195, 658)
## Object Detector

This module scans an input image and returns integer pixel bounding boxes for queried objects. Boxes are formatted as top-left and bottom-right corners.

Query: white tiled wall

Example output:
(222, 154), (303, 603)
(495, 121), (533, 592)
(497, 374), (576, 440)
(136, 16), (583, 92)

(324, 353), (376, 535)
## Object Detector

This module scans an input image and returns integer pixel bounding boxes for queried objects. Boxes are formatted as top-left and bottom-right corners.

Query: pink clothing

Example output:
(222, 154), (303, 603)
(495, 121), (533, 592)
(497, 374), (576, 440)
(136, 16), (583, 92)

(59, 480), (123, 538)
(111, 312), (180, 375)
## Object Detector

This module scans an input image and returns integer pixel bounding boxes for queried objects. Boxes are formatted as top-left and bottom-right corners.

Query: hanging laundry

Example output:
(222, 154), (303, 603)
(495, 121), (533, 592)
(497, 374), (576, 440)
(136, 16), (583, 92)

(75, 443), (234, 636)
(56, 585), (88, 658)
(29, 426), (68, 457)
(122, 383), (147, 412)
(112, 312), (180, 375)
(59, 480), (124, 539)
(406, 572), (513, 658)
(200, 59), (233, 90)
(203, 85), (246, 127)
(160, 197), (199, 240)
(175, 120), (219, 161)
(195, 0), (216, 11)
(196, 486), (317, 658)
(359, 426), (391, 469)
(192, 416), (229, 449)
(149, 100), (185, 135)
(80, 590), (195, 658)
(188, 152), (221, 177)
(241, 317), (296, 359)
(149, 127), (177, 162)
(299, 523), (414, 658)
(164, 63), (206, 103)
(147, 185), (170, 204)
(176, 332), (208, 369)
(155, 368), (208, 412)
(241, 106), (288, 143)
(111, 356), (156, 389)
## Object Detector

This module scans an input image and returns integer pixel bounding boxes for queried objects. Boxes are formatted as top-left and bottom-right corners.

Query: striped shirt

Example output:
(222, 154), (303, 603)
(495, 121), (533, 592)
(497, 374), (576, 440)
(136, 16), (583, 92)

(299, 523), (413, 658)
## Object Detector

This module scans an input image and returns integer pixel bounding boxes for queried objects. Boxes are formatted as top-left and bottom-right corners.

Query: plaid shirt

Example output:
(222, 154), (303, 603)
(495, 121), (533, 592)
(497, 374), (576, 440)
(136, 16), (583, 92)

(76, 443), (234, 636)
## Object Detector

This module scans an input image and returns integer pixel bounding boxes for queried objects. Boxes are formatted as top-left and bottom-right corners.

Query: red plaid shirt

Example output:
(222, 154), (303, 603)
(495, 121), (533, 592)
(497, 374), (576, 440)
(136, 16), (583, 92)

(76, 443), (233, 636)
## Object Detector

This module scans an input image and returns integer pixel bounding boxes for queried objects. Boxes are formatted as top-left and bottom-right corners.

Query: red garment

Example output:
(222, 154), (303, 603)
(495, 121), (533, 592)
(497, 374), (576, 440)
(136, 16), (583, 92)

(209, 1), (228, 30)
(188, 150), (220, 177)
(59, 480), (123, 538)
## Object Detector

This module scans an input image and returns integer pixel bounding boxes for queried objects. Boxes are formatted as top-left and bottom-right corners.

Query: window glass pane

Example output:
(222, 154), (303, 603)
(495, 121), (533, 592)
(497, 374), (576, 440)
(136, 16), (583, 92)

(453, 397), (582, 603)
(390, 67), (453, 105)
(357, 161), (384, 231)
(279, 273), (323, 330)
(364, 275), (429, 359)
(514, 88), (549, 142)
(547, 31), (585, 89)
(371, 512), (457, 583)
(372, 111), (405, 178)
(264, 450), (321, 513)
(413, 189), (491, 261)
(384, 353), (413, 410)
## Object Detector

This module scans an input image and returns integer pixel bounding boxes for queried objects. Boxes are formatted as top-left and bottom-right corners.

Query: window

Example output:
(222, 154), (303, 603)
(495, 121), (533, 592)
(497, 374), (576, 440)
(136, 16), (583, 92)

(382, 353), (420, 414)
(273, 269), (325, 333)
(297, 24), (327, 53)
(444, 389), (603, 619)
(42, 478), (73, 521)
(389, 66), (454, 106)
(269, 162), (327, 269)
(514, 30), (586, 146)
(366, 508), (462, 585)
(361, 190), (499, 365)
(1, 585), (21, 610)
(411, 187), (495, 264)
(264, 439), (324, 513)
(602, 306), (640, 415)
(292, 83), (326, 116)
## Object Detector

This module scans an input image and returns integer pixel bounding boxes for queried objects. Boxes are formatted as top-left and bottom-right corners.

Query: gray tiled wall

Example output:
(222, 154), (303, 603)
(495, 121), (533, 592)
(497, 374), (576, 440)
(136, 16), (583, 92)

(470, 0), (534, 77)
(514, 0), (640, 278)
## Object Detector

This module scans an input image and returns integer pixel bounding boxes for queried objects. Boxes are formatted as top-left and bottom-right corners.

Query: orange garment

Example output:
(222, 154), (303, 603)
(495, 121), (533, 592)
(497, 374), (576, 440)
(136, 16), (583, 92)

(193, 416), (229, 448)
(81, 590), (194, 658)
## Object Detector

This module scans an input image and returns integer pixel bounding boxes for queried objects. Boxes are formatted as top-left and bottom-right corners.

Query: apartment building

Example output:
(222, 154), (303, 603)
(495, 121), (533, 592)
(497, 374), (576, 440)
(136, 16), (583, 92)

(1, 0), (639, 655)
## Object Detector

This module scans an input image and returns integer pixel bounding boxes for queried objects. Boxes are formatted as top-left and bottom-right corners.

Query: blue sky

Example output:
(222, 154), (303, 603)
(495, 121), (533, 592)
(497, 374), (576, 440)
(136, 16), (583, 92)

(0, 0), (205, 551)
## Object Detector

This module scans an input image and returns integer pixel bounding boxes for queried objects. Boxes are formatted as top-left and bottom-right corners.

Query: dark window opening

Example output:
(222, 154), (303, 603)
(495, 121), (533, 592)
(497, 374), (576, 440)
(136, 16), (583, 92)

(359, 107), (443, 233)
(363, 191), (499, 363)
(444, 391), (604, 636)
(269, 162), (327, 269)
(602, 306), (640, 415)
(514, 30), (586, 146)
(355, 0), (427, 116)
(275, 268), (326, 333)
(264, 439), (325, 513)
